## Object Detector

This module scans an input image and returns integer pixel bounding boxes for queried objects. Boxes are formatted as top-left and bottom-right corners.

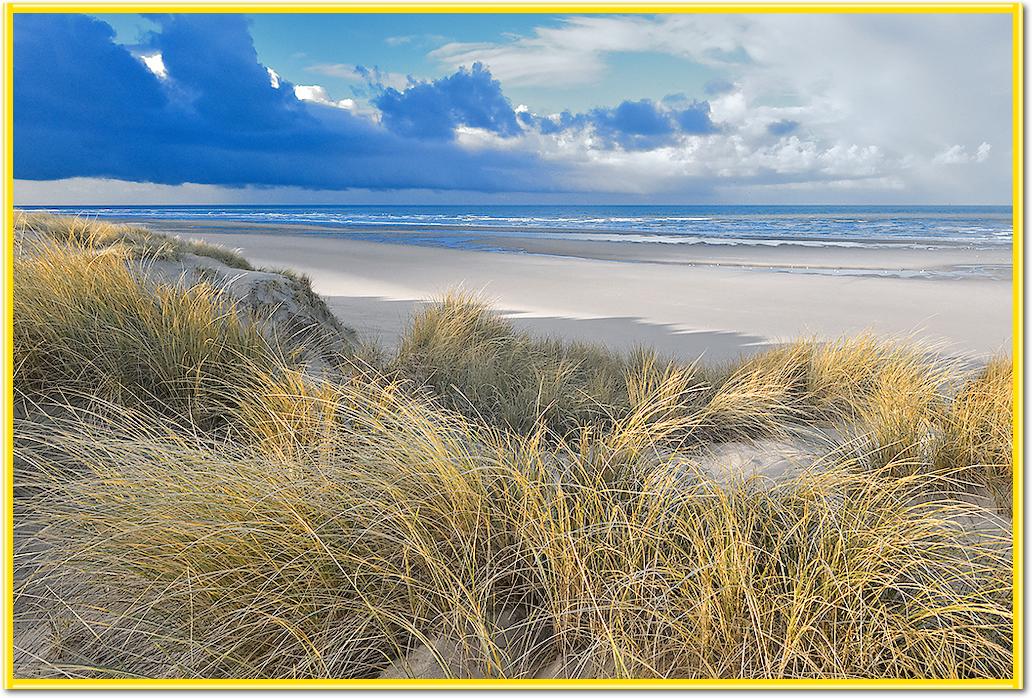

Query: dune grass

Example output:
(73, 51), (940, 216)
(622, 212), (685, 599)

(16, 211), (254, 269)
(392, 296), (1004, 464)
(935, 356), (1014, 510)
(13, 237), (286, 428)
(15, 377), (1012, 679)
(13, 216), (366, 428)
(12, 216), (1015, 680)
(393, 291), (631, 433)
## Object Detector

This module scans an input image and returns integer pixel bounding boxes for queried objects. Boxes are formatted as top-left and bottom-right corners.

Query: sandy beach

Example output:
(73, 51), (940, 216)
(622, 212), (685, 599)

(147, 221), (1013, 362)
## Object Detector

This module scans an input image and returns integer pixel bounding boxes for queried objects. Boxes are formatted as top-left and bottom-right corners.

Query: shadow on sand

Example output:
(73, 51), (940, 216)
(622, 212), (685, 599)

(323, 295), (772, 364)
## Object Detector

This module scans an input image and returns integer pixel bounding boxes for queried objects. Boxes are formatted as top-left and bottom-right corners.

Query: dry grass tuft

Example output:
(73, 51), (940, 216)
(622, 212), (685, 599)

(13, 238), (284, 427)
(936, 357), (1014, 510)
(697, 341), (815, 439)
(394, 291), (628, 433)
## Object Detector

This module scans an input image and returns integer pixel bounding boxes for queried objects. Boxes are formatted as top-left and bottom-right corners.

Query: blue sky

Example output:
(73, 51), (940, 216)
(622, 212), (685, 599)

(13, 11), (1013, 204)
(92, 13), (725, 116)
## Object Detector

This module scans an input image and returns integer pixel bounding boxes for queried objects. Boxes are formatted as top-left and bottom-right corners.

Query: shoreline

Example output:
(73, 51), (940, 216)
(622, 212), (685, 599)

(103, 217), (1013, 281)
(145, 221), (1012, 362)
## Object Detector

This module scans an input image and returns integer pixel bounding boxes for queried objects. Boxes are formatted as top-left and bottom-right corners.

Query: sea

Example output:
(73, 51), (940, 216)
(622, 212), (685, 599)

(21, 204), (1013, 251)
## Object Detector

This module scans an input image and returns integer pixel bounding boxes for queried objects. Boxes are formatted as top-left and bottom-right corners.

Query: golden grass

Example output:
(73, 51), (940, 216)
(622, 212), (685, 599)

(16, 211), (254, 269)
(935, 356), (1014, 510)
(13, 238), (284, 427)
(393, 291), (629, 433)
(15, 382), (1012, 679)
(12, 215), (1015, 680)
(392, 298), (979, 461)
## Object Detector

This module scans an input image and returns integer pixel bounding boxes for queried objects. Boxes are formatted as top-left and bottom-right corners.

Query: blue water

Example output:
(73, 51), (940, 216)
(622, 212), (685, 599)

(21, 205), (1013, 250)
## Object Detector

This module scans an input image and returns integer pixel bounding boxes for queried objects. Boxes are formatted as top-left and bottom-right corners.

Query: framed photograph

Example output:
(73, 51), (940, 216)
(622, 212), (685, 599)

(5, 1), (1023, 688)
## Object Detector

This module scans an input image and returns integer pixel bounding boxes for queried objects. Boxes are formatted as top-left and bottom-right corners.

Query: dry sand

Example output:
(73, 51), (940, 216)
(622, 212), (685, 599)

(160, 223), (1011, 363)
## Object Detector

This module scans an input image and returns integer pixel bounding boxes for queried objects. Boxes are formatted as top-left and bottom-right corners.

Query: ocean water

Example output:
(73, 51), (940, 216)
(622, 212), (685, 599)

(22, 205), (1013, 251)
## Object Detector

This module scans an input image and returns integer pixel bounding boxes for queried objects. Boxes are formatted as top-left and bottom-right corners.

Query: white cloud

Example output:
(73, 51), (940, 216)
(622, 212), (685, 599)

(933, 145), (969, 165)
(385, 33), (445, 48)
(430, 13), (1010, 202)
(293, 84), (359, 111)
(306, 63), (363, 79)
(477, 111), (899, 199)
(430, 15), (747, 87)
(708, 91), (748, 125)
(267, 67), (281, 89)
(139, 53), (167, 79)
(933, 142), (992, 165)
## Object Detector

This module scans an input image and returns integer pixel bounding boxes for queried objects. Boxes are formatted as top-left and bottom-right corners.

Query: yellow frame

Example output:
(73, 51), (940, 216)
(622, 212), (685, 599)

(1, 1), (1023, 689)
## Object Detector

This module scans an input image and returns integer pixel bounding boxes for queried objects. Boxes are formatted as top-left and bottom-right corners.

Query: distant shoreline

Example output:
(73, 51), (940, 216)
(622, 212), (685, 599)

(67, 215), (1013, 283)
(18, 203), (1012, 246)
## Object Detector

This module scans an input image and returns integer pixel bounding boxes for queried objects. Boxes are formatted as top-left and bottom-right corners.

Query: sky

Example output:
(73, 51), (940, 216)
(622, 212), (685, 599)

(13, 11), (1014, 205)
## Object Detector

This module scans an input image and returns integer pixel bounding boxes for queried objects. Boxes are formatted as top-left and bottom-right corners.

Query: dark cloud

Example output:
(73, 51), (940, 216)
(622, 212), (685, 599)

(373, 62), (521, 139)
(13, 13), (733, 195)
(595, 100), (673, 141)
(516, 109), (583, 135)
(521, 98), (718, 150)
(14, 13), (168, 179)
(670, 102), (720, 135)
(767, 119), (801, 136)
(14, 14), (550, 191)
(145, 14), (306, 128)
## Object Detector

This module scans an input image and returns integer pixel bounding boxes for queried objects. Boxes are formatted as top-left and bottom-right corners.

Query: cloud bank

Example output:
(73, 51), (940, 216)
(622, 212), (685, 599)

(14, 14), (552, 192)
(14, 12), (1012, 202)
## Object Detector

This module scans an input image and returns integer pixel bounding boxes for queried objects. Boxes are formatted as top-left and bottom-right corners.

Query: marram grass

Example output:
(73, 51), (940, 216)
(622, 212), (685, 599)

(15, 210), (254, 269)
(393, 290), (629, 433)
(13, 238), (284, 428)
(935, 356), (1014, 512)
(12, 216), (1015, 681)
(15, 385), (1012, 680)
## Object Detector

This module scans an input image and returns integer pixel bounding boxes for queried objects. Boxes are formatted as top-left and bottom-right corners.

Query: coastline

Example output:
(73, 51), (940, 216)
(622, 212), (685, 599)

(144, 220), (1012, 362)
(113, 217), (1013, 277)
